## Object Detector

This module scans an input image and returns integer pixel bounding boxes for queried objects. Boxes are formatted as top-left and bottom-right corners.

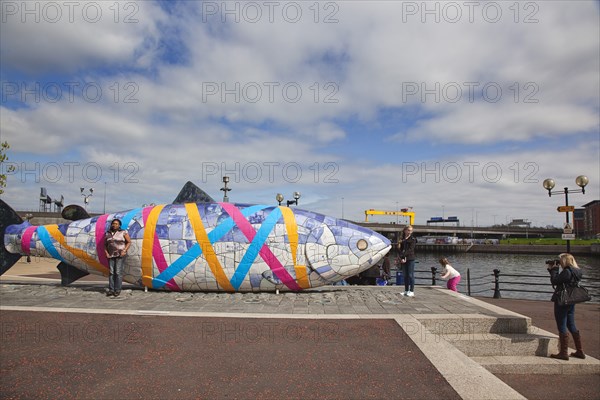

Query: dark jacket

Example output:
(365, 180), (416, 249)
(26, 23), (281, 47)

(399, 236), (417, 261)
(549, 266), (583, 303)
(381, 257), (391, 278)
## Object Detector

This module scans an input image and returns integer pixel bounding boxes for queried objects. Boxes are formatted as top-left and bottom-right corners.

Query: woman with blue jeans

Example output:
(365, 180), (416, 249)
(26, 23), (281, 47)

(104, 219), (131, 297)
(399, 225), (417, 297)
(547, 253), (586, 360)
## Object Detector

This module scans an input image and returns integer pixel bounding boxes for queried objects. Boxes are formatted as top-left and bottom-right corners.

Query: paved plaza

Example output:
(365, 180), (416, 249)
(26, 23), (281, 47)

(1, 259), (599, 400)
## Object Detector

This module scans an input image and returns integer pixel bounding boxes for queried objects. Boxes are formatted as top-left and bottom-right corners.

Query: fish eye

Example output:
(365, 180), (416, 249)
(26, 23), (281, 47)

(357, 239), (368, 251)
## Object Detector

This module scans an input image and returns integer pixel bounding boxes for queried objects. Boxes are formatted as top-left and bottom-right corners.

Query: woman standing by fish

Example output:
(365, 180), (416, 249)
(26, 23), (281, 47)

(399, 225), (417, 297)
(104, 219), (131, 297)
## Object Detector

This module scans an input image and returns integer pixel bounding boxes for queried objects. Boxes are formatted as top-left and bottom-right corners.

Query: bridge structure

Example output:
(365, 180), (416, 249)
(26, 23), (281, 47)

(356, 222), (563, 240)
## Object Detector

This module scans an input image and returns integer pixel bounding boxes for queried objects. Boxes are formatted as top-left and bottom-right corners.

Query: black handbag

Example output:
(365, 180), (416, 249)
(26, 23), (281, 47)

(556, 273), (592, 306)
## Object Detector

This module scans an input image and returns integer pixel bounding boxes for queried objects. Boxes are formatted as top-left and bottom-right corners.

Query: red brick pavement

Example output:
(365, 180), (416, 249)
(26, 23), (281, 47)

(0, 311), (461, 400)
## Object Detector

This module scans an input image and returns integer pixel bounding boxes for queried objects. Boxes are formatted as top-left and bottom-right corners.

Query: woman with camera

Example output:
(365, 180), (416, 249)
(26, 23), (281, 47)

(547, 253), (586, 360)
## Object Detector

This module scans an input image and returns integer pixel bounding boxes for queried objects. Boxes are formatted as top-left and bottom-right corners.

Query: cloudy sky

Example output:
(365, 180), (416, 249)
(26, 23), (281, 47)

(1, 0), (598, 228)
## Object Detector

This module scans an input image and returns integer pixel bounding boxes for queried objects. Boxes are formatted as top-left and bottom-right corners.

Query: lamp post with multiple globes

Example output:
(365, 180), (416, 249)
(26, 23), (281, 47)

(80, 187), (93, 210)
(276, 192), (301, 207)
(542, 175), (588, 253)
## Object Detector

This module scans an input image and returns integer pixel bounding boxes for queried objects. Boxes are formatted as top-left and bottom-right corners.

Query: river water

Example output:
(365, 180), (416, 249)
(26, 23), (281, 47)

(391, 252), (600, 303)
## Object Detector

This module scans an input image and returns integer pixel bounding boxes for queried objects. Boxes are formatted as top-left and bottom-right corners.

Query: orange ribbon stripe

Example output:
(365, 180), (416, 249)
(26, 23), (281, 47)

(185, 203), (235, 292)
(279, 207), (310, 289)
(141, 205), (164, 288)
(45, 225), (108, 276)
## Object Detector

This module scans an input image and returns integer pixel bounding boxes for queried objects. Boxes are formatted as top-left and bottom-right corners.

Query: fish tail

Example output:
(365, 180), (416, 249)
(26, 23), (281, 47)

(0, 199), (23, 274)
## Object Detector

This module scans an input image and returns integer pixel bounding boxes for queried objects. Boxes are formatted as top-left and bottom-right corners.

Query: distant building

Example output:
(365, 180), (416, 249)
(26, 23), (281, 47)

(581, 200), (600, 238)
(508, 219), (531, 228)
(573, 208), (585, 237)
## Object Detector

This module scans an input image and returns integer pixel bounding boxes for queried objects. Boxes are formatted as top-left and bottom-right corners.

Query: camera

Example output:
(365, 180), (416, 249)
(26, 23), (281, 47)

(545, 259), (560, 265)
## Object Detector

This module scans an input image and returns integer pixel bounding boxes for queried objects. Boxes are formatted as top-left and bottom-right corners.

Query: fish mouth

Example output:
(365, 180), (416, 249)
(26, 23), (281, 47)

(326, 234), (391, 276)
(304, 223), (391, 281)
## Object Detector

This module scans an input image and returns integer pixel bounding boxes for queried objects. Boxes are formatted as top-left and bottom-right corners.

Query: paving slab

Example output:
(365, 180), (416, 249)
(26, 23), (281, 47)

(1, 263), (599, 400)
(0, 281), (516, 317)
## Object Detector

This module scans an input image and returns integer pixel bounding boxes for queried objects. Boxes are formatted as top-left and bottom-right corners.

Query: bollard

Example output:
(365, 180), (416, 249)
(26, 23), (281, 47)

(493, 269), (502, 299)
(430, 266), (437, 285)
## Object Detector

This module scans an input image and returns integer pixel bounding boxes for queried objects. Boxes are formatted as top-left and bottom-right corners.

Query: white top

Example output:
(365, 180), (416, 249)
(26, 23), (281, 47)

(441, 264), (460, 279)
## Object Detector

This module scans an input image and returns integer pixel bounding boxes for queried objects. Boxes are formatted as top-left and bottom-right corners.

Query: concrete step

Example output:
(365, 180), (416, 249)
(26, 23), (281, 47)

(472, 355), (600, 375)
(415, 314), (531, 335)
(413, 310), (599, 376)
(446, 333), (557, 357)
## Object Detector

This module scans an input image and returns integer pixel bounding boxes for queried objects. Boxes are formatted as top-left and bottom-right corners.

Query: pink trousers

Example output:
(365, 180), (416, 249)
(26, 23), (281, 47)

(447, 276), (461, 292)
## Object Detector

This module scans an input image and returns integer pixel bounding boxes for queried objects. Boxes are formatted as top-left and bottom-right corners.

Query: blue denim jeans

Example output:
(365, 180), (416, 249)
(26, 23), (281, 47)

(402, 259), (415, 292)
(554, 302), (577, 334)
(108, 257), (124, 293)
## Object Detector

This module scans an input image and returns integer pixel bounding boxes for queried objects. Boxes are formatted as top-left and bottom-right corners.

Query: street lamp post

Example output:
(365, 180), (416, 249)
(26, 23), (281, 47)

(220, 176), (231, 202)
(275, 192), (301, 207)
(542, 175), (588, 253)
(470, 208), (474, 239)
(287, 191), (301, 207)
(80, 188), (94, 210)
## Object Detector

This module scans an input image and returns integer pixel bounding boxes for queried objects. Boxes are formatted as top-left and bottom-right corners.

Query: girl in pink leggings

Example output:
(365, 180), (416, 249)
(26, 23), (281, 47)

(439, 257), (461, 292)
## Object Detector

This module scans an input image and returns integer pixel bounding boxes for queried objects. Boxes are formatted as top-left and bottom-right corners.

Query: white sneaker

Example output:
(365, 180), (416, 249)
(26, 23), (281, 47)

(401, 291), (408, 296)
(406, 291), (415, 297)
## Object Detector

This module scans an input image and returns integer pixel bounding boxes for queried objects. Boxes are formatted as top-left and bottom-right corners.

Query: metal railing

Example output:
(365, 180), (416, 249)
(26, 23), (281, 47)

(388, 267), (600, 302)
(464, 268), (491, 296)
(390, 266), (438, 286)
(489, 269), (600, 300)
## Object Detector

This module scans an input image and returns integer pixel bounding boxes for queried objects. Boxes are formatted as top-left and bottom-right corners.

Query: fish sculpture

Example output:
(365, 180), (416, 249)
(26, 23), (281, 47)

(0, 182), (391, 292)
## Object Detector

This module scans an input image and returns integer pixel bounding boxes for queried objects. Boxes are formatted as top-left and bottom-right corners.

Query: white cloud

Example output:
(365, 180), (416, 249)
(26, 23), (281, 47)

(0, 1), (166, 74)
(304, 142), (599, 228)
(391, 102), (598, 144)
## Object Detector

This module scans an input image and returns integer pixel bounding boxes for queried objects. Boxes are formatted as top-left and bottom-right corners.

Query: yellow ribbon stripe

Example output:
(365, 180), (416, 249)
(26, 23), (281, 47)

(141, 205), (164, 288)
(279, 206), (310, 289)
(185, 203), (235, 292)
(45, 225), (108, 276)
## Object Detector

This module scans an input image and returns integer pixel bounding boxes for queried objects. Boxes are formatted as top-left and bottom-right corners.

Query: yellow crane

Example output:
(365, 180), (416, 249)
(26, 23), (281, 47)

(364, 208), (415, 224)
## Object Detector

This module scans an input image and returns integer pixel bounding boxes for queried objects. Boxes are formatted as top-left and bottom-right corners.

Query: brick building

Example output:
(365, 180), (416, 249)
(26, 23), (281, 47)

(573, 208), (585, 237)
(581, 200), (600, 238)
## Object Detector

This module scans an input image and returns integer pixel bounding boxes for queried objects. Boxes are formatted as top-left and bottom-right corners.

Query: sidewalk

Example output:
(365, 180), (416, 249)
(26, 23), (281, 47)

(1, 258), (598, 399)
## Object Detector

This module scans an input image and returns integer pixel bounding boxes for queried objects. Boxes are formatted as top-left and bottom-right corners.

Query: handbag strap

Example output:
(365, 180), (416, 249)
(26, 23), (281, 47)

(566, 266), (583, 286)
(550, 266), (582, 291)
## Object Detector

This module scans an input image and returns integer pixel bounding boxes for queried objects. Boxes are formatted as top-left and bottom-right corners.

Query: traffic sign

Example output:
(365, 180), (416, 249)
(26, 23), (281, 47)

(557, 206), (575, 212)
(562, 233), (576, 240)
(563, 223), (573, 234)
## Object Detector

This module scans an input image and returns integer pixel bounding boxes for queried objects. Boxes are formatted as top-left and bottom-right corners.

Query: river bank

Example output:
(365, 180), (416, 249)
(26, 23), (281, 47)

(416, 243), (599, 256)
